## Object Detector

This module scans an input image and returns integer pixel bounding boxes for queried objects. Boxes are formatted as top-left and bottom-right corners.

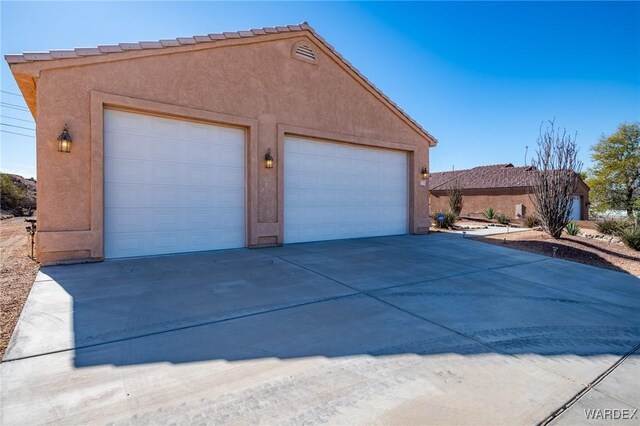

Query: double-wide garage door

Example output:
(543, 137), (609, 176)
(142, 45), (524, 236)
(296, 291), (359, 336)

(104, 109), (245, 258)
(104, 110), (408, 258)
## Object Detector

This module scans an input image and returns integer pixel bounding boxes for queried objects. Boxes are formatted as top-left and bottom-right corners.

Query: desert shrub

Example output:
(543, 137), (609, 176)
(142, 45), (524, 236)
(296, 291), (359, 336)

(523, 215), (541, 228)
(495, 213), (511, 224)
(565, 222), (580, 236)
(616, 226), (640, 251)
(0, 174), (32, 215)
(447, 179), (463, 217)
(483, 208), (495, 220)
(431, 211), (457, 229)
(596, 219), (631, 235)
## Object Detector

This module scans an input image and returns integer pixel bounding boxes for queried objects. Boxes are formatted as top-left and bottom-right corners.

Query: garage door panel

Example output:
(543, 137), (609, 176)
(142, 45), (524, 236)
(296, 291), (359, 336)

(150, 117), (182, 137)
(152, 139), (180, 162)
(104, 110), (142, 133)
(105, 233), (144, 258)
(186, 165), (210, 182)
(151, 163), (182, 185)
(186, 210), (217, 229)
(284, 136), (407, 243)
(185, 122), (211, 141)
(152, 210), (181, 228)
(105, 209), (143, 232)
(105, 132), (149, 159)
(186, 142), (216, 165)
(105, 183), (150, 208)
(104, 158), (149, 183)
(104, 109), (245, 258)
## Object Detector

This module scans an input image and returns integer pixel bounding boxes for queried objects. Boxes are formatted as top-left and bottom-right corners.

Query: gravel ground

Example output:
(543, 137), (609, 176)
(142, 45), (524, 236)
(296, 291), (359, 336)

(474, 229), (640, 276)
(0, 217), (39, 359)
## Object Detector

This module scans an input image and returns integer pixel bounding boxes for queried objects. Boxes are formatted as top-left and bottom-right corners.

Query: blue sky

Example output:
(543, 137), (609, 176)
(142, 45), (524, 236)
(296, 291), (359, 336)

(1, 1), (639, 178)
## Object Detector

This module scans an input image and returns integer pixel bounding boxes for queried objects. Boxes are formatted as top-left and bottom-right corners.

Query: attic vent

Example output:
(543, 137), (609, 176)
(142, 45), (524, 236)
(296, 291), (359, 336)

(292, 41), (316, 63)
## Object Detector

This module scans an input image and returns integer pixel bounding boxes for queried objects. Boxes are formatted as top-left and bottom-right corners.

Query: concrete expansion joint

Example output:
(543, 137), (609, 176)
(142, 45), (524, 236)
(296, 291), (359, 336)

(268, 250), (639, 407)
(0, 291), (358, 365)
(268, 252), (523, 360)
(485, 257), (550, 271)
(537, 341), (640, 425)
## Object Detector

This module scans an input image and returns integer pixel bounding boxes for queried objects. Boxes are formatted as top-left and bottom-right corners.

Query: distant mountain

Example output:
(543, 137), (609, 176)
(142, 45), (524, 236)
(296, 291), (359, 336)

(0, 173), (36, 218)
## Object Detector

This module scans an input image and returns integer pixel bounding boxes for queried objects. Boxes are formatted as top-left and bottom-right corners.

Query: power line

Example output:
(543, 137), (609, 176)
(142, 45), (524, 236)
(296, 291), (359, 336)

(0, 115), (33, 123)
(0, 102), (30, 111)
(1, 122), (35, 131)
(0, 101), (29, 109)
(1, 90), (23, 97)
(1, 129), (34, 138)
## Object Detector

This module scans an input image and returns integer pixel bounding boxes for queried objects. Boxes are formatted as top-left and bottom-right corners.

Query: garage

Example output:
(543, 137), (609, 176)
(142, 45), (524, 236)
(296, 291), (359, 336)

(104, 109), (245, 258)
(7, 24), (437, 264)
(284, 136), (408, 243)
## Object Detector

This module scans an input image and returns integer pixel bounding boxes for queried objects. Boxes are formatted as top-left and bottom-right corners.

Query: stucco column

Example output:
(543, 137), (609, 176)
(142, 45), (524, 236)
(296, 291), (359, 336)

(253, 114), (280, 246)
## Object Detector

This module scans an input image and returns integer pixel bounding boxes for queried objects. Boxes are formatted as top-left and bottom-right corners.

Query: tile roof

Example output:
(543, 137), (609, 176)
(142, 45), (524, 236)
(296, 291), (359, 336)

(430, 163), (540, 190)
(4, 24), (308, 64)
(5, 22), (437, 145)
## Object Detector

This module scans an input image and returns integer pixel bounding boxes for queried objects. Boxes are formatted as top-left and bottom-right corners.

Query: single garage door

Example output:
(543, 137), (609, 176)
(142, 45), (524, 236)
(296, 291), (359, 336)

(569, 196), (581, 221)
(284, 136), (407, 243)
(104, 109), (245, 258)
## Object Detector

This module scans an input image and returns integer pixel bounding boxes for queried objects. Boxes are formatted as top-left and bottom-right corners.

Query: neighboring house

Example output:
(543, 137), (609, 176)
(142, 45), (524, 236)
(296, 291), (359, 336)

(5, 23), (437, 265)
(429, 163), (589, 220)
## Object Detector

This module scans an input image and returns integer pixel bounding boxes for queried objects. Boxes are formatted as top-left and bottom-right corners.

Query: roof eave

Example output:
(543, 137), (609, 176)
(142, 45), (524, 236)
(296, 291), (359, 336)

(6, 23), (437, 144)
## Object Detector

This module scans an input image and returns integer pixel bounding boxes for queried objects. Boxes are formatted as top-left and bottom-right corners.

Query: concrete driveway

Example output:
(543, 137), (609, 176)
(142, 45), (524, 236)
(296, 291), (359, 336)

(2, 233), (639, 424)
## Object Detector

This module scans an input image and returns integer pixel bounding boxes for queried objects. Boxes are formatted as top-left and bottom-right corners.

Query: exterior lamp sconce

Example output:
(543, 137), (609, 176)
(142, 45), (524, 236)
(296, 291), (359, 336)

(264, 148), (274, 169)
(57, 124), (72, 153)
(421, 166), (428, 179)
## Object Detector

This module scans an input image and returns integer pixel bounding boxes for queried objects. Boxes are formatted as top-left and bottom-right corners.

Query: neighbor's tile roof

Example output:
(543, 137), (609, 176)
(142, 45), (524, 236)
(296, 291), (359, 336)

(430, 163), (540, 190)
(5, 22), (437, 145)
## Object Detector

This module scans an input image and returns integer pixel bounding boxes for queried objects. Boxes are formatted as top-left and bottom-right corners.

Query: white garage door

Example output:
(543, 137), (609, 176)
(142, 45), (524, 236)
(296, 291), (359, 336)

(104, 109), (245, 258)
(569, 196), (581, 221)
(284, 136), (407, 243)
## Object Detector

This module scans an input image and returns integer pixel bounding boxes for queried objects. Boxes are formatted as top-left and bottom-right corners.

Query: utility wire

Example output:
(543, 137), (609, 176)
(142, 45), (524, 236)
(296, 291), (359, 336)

(0, 115), (33, 123)
(0, 101), (29, 109)
(1, 122), (35, 131)
(0, 102), (30, 111)
(1, 90), (23, 97)
(1, 129), (34, 138)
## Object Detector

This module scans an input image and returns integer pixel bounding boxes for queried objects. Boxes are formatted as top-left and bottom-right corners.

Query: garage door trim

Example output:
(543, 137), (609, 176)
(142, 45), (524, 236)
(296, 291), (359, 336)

(275, 125), (418, 242)
(283, 134), (410, 243)
(104, 108), (249, 258)
(90, 92), (259, 259)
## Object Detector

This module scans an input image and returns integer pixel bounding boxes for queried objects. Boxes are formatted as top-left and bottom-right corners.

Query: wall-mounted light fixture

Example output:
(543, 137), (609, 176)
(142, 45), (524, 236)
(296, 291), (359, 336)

(265, 148), (274, 169)
(421, 166), (428, 179)
(57, 124), (72, 153)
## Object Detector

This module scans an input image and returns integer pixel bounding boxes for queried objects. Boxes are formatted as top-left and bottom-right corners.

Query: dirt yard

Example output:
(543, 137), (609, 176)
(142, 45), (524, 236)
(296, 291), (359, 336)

(475, 229), (640, 276)
(1, 217), (39, 359)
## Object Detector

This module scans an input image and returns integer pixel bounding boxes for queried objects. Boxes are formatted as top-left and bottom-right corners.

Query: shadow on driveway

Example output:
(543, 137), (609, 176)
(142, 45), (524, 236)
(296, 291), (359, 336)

(5, 233), (638, 369)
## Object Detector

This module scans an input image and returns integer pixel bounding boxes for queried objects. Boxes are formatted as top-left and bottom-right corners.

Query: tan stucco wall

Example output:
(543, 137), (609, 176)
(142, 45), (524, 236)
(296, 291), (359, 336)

(11, 32), (432, 264)
(430, 185), (590, 221)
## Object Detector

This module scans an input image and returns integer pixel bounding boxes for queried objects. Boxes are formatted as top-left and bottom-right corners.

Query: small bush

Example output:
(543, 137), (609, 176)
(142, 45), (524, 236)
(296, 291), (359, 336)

(484, 208), (495, 220)
(617, 226), (640, 251)
(565, 222), (580, 236)
(431, 211), (457, 229)
(495, 213), (511, 224)
(523, 215), (541, 228)
(596, 219), (631, 235)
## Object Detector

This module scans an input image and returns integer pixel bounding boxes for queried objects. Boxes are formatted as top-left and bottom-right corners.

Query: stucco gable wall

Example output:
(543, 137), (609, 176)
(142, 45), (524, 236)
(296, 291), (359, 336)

(34, 36), (430, 242)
